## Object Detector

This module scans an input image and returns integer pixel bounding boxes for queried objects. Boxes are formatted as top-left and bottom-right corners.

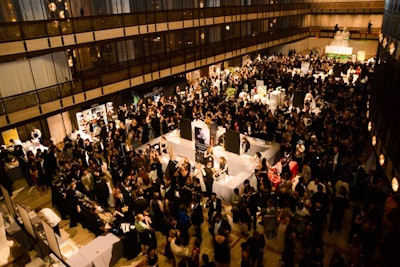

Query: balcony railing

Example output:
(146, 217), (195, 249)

(311, 1), (384, 14)
(0, 3), (310, 43)
(0, 27), (309, 117)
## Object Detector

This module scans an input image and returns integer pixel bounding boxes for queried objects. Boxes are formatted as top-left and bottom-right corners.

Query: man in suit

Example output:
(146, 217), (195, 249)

(203, 161), (215, 198)
(191, 197), (204, 239)
(295, 176), (307, 197)
(93, 176), (110, 208)
(76, 133), (84, 149)
(206, 192), (222, 223)
(65, 181), (81, 228)
(209, 212), (231, 236)
(133, 190), (149, 216)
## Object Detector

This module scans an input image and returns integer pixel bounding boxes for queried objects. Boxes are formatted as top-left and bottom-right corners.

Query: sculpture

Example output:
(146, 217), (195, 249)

(331, 27), (350, 47)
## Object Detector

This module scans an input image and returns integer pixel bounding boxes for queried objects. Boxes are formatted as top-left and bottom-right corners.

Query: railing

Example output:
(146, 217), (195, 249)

(309, 26), (380, 37)
(0, 3), (310, 43)
(0, 27), (309, 117)
(310, 1), (384, 14)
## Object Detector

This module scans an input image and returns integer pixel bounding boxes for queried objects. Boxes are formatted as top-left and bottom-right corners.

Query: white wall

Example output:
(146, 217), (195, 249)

(47, 112), (72, 144)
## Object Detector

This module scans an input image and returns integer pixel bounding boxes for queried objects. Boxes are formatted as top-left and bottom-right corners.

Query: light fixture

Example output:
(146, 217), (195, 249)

(366, 110), (369, 118)
(225, 25), (230, 31)
(372, 136), (376, 146)
(389, 42), (395, 55)
(379, 154), (385, 166)
(200, 33), (205, 39)
(368, 121), (372, 131)
(392, 177), (399, 192)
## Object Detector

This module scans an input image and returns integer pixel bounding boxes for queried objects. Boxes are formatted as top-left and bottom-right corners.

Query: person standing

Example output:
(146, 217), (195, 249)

(213, 227), (232, 267)
(65, 181), (81, 228)
(35, 207), (61, 236)
(93, 176), (110, 208)
(206, 193), (222, 223)
(191, 197), (204, 240)
(203, 146), (214, 167)
(247, 187), (259, 231)
(171, 236), (190, 266)
(328, 186), (349, 234)
(51, 179), (67, 220)
(246, 231), (265, 267)
(203, 161), (215, 198)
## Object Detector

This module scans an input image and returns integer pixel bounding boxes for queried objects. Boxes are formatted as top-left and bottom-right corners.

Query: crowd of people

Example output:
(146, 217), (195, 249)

(1, 52), (398, 267)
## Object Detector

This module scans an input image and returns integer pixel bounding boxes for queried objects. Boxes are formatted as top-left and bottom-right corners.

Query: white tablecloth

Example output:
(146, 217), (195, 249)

(213, 171), (254, 202)
(78, 233), (123, 267)
(66, 252), (92, 267)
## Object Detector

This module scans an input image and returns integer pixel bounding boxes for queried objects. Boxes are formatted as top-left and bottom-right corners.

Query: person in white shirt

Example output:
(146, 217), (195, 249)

(307, 177), (326, 195)
(170, 236), (190, 265)
(35, 207), (61, 236)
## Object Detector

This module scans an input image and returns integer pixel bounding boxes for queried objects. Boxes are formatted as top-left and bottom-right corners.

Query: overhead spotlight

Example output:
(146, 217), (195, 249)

(368, 121), (372, 131)
(372, 136), (376, 146)
(379, 154), (385, 166)
(392, 177), (399, 192)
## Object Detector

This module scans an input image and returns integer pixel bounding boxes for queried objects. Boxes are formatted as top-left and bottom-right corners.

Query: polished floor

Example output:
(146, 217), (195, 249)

(4, 175), (356, 267)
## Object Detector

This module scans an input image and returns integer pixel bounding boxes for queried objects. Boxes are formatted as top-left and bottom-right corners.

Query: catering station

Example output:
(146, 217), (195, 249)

(0, 182), (137, 267)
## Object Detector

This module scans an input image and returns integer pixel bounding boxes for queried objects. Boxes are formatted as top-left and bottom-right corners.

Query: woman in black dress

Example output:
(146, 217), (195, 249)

(214, 227), (232, 267)
(149, 192), (165, 233)
(238, 195), (251, 237)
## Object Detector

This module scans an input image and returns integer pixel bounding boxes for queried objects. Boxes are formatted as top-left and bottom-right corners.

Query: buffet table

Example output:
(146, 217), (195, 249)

(66, 250), (92, 267)
(78, 233), (123, 267)
(213, 171), (254, 202)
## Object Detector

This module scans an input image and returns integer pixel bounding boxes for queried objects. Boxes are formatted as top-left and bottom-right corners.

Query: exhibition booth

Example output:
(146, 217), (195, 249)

(0, 184), (126, 267)
(139, 122), (281, 202)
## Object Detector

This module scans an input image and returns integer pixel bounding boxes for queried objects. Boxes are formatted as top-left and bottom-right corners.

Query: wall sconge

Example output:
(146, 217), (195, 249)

(371, 136), (376, 146)
(225, 25), (230, 31)
(392, 177), (399, 192)
(379, 154), (385, 166)
(200, 33), (205, 39)
(368, 121), (372, 131)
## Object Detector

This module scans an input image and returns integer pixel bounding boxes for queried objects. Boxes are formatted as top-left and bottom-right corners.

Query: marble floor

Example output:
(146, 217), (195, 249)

(4, 177), (356, 267)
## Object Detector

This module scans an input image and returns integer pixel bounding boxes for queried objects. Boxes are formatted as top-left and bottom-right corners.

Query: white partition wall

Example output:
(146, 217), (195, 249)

(42, 221), (63, 260)
(0, 185), (17, 219)
(16, 204), (35, 238)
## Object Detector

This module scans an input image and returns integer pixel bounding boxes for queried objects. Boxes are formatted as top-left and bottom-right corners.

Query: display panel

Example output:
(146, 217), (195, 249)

(180, 118), (192, 141)
(42, 221), (63, 260)
(0, 185), (17, 219)
(225, 129), (240, 155)
(16, 204), (35, 238)
(195, 127), (210, 162)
